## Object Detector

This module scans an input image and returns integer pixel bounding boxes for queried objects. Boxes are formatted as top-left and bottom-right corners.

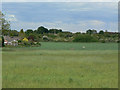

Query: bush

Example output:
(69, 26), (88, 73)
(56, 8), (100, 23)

(73, 34), (98, 42)
(23, 37), (28, 42)
(23, 41), (31, 46)
(101, 40), (106, 43)
(19, 40), (41, 47)
(48, 34), (57, 39)
(0, 38), (2, 47)
(43, 36), (49, 41)
(117, 40), (120, 43)
(36, 42), (41, 46)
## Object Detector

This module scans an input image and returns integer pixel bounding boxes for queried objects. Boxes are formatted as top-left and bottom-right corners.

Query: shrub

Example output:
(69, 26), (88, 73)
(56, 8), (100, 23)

(0, 37), (2, 47)
(18, 40), (22, 43)
(36, 42), (41, 46)
(23, 37), (28, 42)
(117, 40), (120, 43)
(43, 36), (49, 41)
(27, 34), (37, 42)
(101, 40), (106, 43)
(48, 34), (57, 39)
(23, 41), (31, 46)
(73, 34), (98, 42)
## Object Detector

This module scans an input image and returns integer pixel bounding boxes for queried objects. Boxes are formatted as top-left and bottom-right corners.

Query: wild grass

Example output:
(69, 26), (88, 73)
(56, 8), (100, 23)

(2, 42), (118, 88)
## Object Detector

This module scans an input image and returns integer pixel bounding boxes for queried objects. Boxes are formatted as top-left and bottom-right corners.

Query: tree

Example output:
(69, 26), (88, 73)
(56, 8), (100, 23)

(92, 30), (97, 34)
(28, 34), (36, 41)
(0, 11), (10, 35)
(86, 29), (97, 34)
(36, 26), (48, 34)
(10, 30), (19, 36)
(25, 29), (33, 36)
(19, 29), (25, 38)
(49, 29), (62, 34)
(99, 30), (104, 34)
(86, 29), (92, 34)
(2, 30), (9, 36)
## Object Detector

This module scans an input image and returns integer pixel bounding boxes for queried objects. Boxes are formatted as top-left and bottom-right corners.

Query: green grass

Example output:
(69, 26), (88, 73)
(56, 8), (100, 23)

(39, 42), (118, 50)
(2, 42), (118, 88)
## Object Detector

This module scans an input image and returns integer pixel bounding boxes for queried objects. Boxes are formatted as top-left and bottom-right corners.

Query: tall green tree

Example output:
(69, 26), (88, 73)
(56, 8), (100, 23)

(19, 29), (25, 38)
(0, 11), (10, 35)
(37, 26), (48, 34)
(25, 29), (33, 36)
(99, 30), (104, 34)
(49, 29), (62, 34)
(86, 29), (97, 34)
(86, 29), (93, 34)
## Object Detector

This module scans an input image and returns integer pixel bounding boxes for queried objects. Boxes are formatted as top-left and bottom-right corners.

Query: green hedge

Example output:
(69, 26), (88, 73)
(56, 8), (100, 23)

(73, 34), (98, 42)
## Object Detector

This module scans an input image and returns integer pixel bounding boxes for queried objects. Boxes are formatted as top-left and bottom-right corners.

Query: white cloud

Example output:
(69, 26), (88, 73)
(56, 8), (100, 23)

(2, 0), (119, 2)
(63, 8), (92, 12)
(8, 15), (15, 18)
(5, 14), (17, 21)
(87, 20), (105, 26)
(57, 2), (117, 14)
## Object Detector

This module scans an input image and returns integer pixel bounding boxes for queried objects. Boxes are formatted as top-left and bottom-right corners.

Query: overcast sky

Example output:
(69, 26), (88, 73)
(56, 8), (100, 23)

(2, 0), (119, 2)
(2, 2), (118, 32)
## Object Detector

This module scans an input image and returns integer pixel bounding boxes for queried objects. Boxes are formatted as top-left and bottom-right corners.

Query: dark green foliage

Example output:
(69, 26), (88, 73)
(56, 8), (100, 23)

(36, 42), (41, 45)
(2, 36), (5, 47)
(86, 29), (93, 34)
(23, 41), (31, 46)
(20, 40), (41, 47)
(25, 29), (33, 35)
(36, 26), (48, 34)
(73, 34), (98, 42)
(59, 32), (73, 38)
(47, 34), (57, 39)
(99, 30), (104, 34)
(10, 30), (19, 36)
(28, 34), (37, 41)
(19, 29), (25, 38)
(0, 37), (2, 47)
(2, 30), (9, 36)
(117, 40), (120, 43)
(75, 32), (81, 35)
(2, 30), (19, 36)
(86, 29), (97, 34)
(18, 40), (22, 43)
(49, 29), (62, 34)
(101, 40), (106, 43)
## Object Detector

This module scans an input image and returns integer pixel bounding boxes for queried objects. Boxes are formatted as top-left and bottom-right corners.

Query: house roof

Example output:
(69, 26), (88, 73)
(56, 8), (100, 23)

(4, 36), (20, 42)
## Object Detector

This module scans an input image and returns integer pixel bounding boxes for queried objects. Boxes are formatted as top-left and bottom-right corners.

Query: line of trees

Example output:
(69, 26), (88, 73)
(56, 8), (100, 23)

(1, 27), (119, 43)
(1, 26), (111, 37)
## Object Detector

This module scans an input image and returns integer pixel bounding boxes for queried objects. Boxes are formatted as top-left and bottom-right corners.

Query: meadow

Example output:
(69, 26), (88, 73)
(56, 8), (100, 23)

(2, 42), (118, 88)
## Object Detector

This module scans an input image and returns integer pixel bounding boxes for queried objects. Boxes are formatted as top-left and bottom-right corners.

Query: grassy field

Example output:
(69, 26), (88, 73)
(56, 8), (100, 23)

(2, 42), (118, 88)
